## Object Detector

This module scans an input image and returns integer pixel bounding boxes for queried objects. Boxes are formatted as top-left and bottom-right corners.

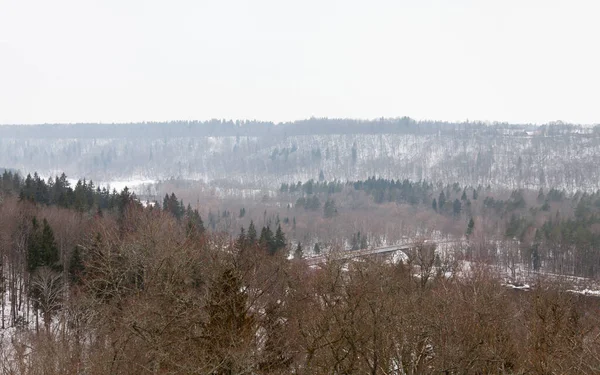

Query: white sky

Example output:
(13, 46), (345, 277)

(0, 0), (599, 125)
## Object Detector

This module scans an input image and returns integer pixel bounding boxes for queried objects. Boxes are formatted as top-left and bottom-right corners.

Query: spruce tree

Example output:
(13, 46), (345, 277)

(351, 233), (359, 251)
(274, 224), (286, 254)
(537, 188), (545, 203)
(324, 198), (338, 218)
(466, 218), (475, 237)
(438, 191), (446, 209)
(313, 242), (321, 255)
(68, 246), (85, 284)
(201, 268), (255, 374)
(247, 221), (257, 244)
(360, 233), (368, 249)
(294, 242), (303, 259)
(235, 227), (247, 252)
(28, 218), (61, 273)
(27, 217), (42, 272)
(453, 199), (462, 217)
(260, 226), (275, 254)
(163, 194), (170, 212)
(40, 219), (61, 272)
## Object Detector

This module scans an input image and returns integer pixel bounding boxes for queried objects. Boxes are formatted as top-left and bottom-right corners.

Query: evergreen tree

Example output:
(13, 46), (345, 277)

(461, 189), (467, 201)
(235, 227), (247, 252)
(28, 218), (61, 273)
(360, 233), (368, 249)
(187, 208), (205, 236)
(453, 199), (462, 216)
(307, 195), (321, 210)
(274, 224), (286, 255)
(323, 198), (338, 218)
(247, 221), (257, 244)
(466, 218), (475, 237)
(259, 226), (275, 254)
(531, 243), (541, 271)
(201, 268), (255, 374)
(313, 242), (321, 255)
(163, 194), (170, 213)
(432, 198), (438, 212)
(351, 232), (360, 251)
(438, 191), (446, 209)
(294, 242), (303, 259)
(40, 219), (61, 271)
(27, 217), (42, 272)
(537, 188), (545, 203)
(472, 188), (478, 200)
(68, 246), (85, 284)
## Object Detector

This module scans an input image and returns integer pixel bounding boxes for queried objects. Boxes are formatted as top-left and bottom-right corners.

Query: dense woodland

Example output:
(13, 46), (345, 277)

(0, 118), (584, 138)
(166, 174), (600, 280)
(1, 170), (600, 374)
(2, 120), (600, 190)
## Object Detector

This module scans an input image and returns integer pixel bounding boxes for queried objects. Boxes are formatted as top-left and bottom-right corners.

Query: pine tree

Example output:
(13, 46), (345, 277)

(259, 226), (275, 254)
(461, 189), (467, 201)
(466, 218), (475, 237)
(247, 221), (257, 244)
(235, 227), (247, 252)
(453, 199), (462, 217)
(187, 209), (205, 236)
(438, 191), (446, 209)
(531, 243), (541, 271)
(432, 198), (438, 212)
(324, 198), (338, 218)
(163, 194), (170, 212)
(274, 224), (286, 255)
(201, 268), (255, 374)
(27, 217), (42, 272)
(360, 233), (368, 249)
(537, 188), (545, 203)
(68, 246), (85, 284)
(28, 218), (61, 273)
(40, 219), (61, 272)
(351, 232), (360, 251)
(294, 242), (303, 259)
(313, 243), (321, 255)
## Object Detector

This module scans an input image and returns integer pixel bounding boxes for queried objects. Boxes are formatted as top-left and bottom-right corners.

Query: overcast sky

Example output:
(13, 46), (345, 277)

(1, 0), (598, 125)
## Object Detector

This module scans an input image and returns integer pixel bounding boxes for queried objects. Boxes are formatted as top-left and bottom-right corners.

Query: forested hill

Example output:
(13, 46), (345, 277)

(1, 119), (600, 191)
(0, 118), (593, 138)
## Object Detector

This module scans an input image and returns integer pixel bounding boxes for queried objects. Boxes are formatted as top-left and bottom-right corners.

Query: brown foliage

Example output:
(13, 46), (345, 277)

(0, 200), (600, 374)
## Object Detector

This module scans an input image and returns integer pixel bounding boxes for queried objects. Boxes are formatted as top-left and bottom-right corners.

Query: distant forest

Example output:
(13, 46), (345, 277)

(0, 117), (595, 138)
(2, 118), (600, 192)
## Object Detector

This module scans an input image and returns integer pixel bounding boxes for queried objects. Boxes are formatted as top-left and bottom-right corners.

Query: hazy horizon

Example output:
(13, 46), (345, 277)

(0, 116), (596, 127)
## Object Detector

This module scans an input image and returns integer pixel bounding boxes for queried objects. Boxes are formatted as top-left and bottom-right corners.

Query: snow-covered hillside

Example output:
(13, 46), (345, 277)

(2, 124), (600, 191)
